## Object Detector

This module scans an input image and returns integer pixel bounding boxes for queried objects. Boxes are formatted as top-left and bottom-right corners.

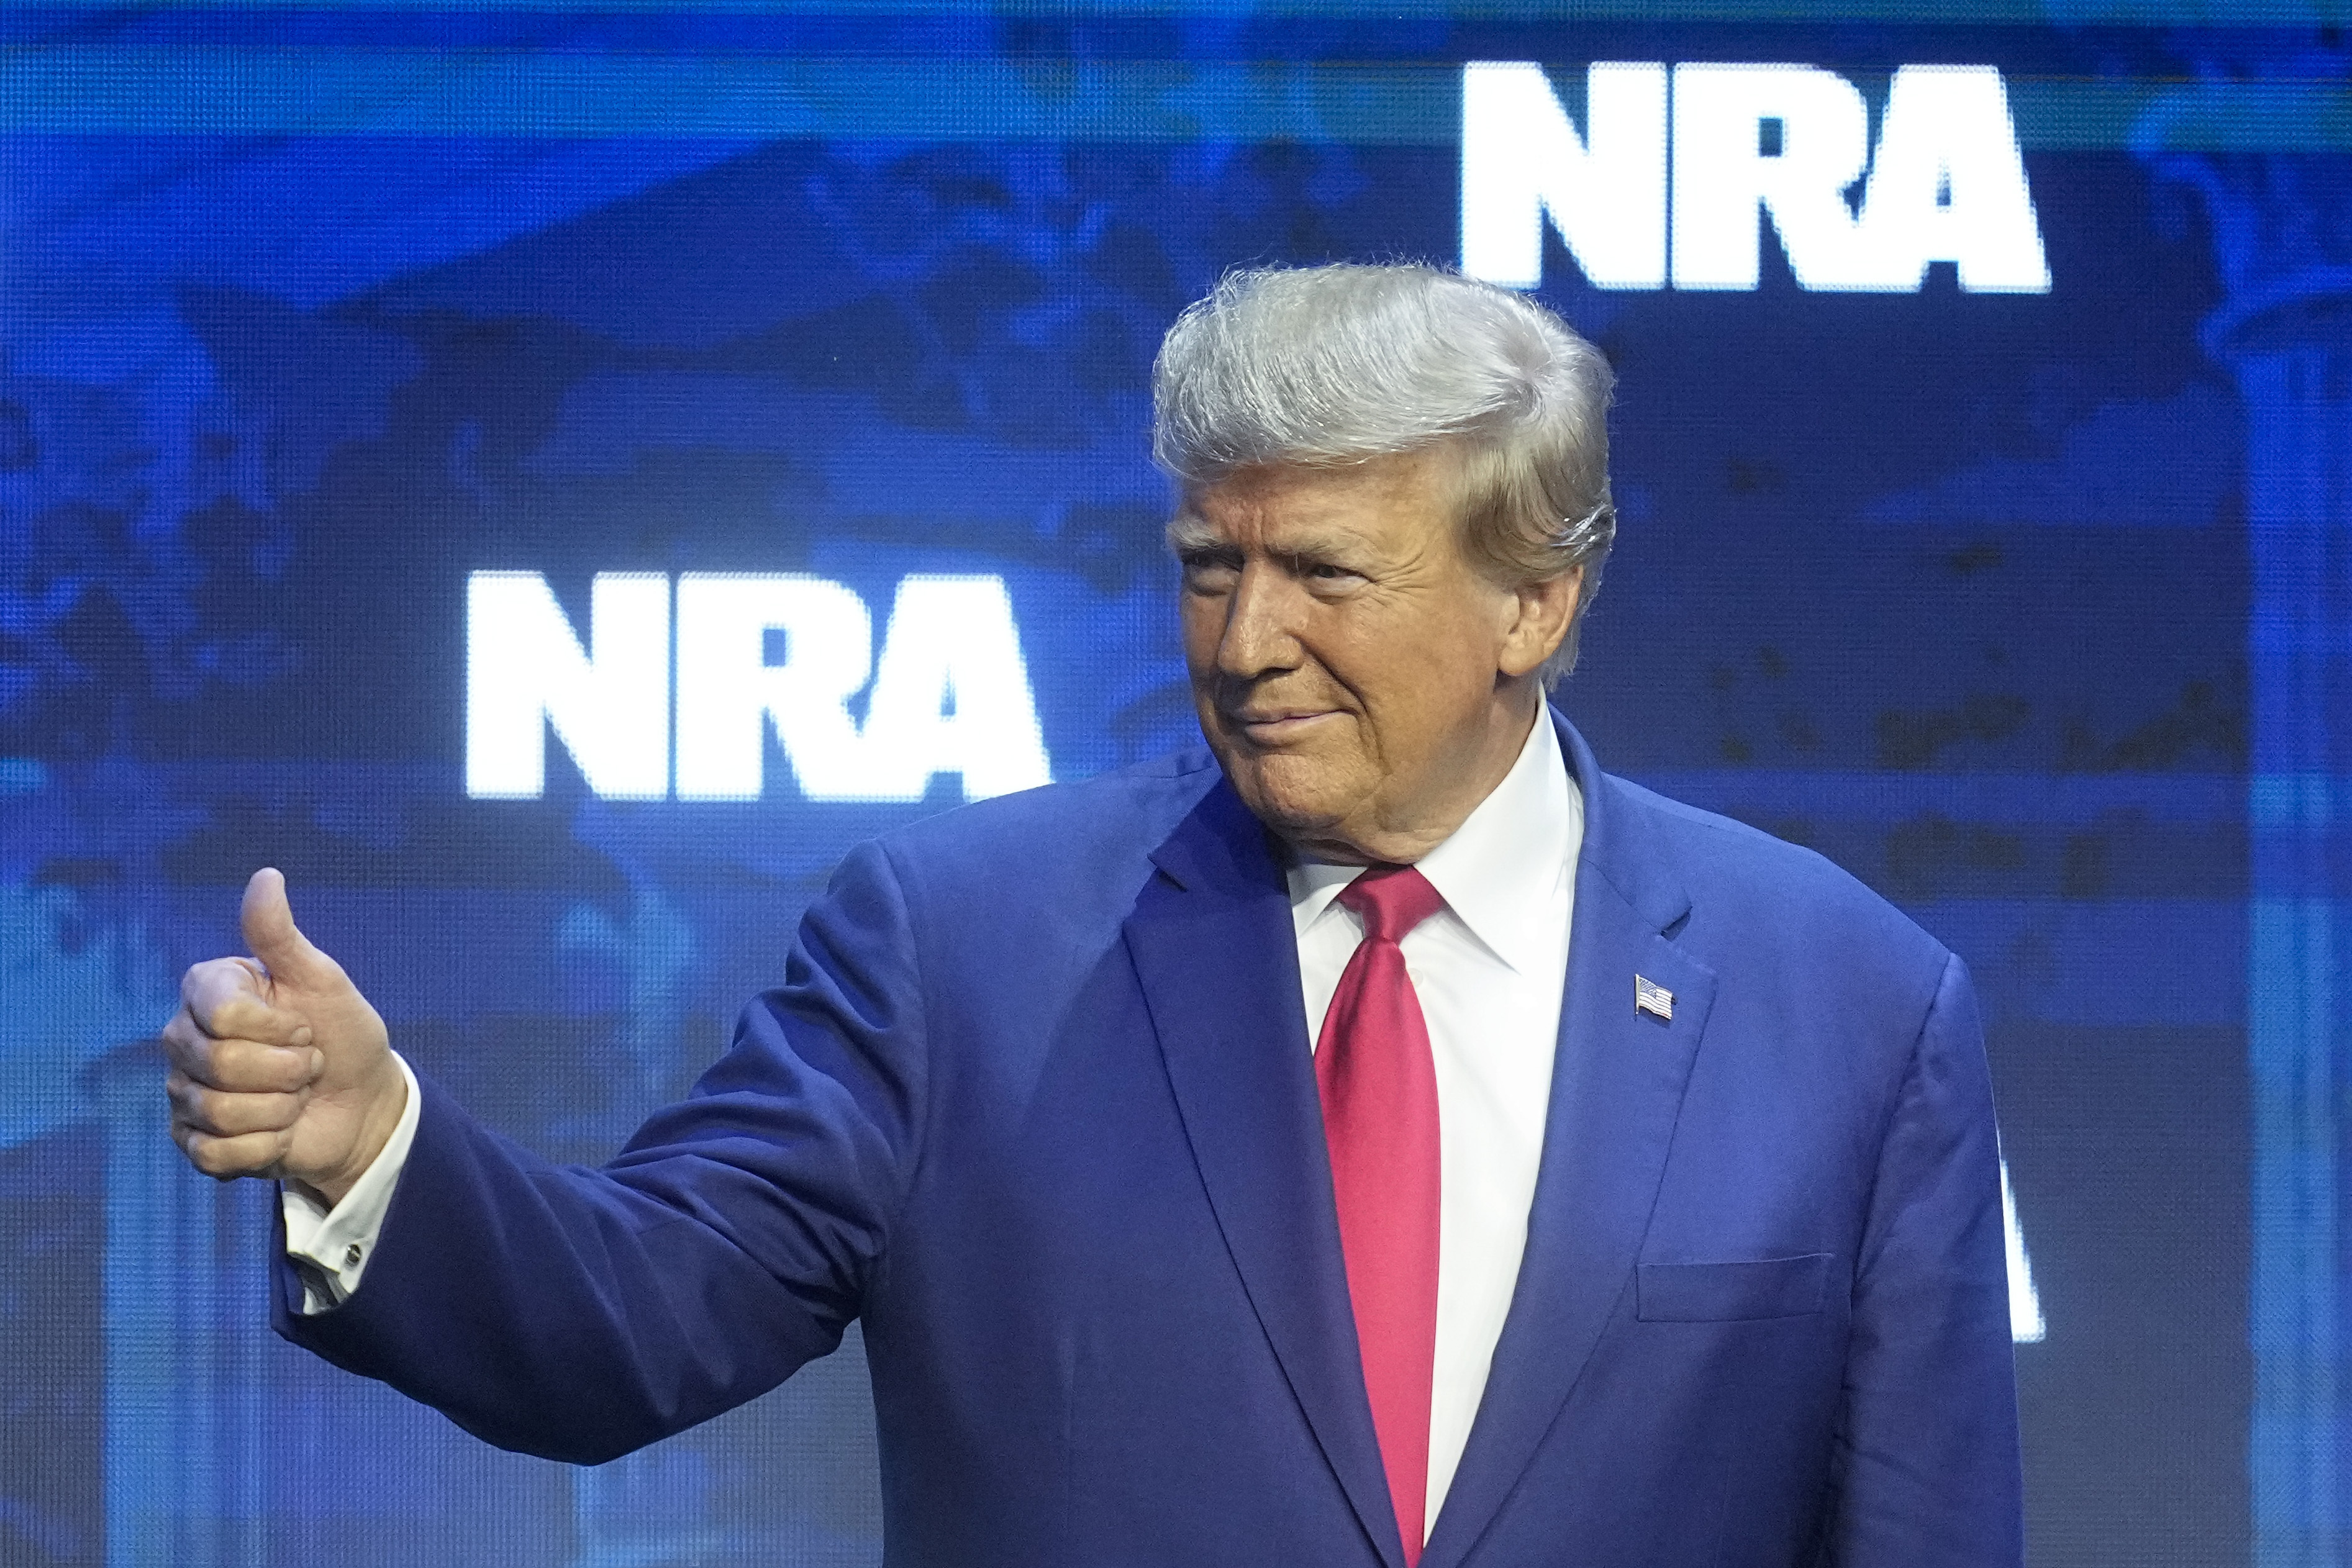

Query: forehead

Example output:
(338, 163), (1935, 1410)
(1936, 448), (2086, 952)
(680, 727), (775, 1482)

(1181, 449), (1456, 550)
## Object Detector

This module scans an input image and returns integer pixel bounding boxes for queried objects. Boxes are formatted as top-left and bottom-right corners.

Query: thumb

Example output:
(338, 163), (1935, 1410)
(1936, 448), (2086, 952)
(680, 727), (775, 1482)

(241, 867), (332, 985)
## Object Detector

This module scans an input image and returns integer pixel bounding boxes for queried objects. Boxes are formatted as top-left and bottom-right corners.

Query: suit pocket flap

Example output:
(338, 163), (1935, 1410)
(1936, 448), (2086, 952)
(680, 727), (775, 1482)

(1637, 1253), (1832, 1321)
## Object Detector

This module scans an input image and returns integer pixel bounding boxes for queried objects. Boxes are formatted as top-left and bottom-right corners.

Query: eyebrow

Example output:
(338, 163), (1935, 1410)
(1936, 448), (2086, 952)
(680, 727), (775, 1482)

(1164, 514), (1373, 567)
(1269, 534), (1373, 567)
(1165, 513), (1224, 555)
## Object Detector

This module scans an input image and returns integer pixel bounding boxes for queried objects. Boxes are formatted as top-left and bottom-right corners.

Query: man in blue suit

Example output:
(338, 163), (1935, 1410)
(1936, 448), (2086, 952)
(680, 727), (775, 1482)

(163, 263), (2022, 1567)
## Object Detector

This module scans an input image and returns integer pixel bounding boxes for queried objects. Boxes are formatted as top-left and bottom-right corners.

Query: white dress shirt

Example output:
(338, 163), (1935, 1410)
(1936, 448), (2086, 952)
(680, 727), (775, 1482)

(281, 1049), (420, 1310)
(284, 710), (1584, 1547)
(1288, 709), (1581, 1543)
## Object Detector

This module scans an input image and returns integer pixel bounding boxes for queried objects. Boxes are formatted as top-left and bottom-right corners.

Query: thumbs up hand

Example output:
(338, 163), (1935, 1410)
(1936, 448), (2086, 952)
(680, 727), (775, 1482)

(163, 869), (406, 1207)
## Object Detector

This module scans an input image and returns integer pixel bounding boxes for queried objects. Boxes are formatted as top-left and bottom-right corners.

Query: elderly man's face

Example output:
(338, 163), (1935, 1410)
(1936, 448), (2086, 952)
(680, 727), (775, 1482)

(1174, 449), (1576, 864)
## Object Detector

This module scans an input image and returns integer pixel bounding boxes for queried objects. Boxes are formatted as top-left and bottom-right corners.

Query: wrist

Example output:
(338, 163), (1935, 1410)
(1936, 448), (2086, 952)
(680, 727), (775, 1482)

(311, 1056), (409, 1208)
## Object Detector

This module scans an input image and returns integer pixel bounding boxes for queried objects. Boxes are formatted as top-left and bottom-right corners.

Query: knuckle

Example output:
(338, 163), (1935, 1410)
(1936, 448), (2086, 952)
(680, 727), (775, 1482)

(191, 1131), (266, 1181)
(160, 1017), (202, 1065)
(176, 1087), (221, 1134)
(199, 1037), (251, 1084)
(183, 958), (239, 1008)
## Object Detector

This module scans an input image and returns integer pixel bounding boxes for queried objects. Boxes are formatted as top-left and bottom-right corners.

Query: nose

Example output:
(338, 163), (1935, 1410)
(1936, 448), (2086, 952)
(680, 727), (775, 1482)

(1215, 561), (1303, 681)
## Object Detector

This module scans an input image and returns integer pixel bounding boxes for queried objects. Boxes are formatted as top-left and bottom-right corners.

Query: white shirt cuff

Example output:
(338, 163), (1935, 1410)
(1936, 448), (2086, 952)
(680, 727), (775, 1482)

(280, 1051), (421, 1315)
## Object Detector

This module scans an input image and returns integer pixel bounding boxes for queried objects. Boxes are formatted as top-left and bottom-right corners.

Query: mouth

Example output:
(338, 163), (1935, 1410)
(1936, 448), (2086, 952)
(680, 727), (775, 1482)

(1224, 709), (1343, 745)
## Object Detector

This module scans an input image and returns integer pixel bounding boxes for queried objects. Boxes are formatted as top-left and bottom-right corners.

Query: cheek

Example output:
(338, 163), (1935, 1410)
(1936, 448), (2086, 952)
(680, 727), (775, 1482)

(1178, 597), (1219, 672)
(1331, 600), (1497, 705)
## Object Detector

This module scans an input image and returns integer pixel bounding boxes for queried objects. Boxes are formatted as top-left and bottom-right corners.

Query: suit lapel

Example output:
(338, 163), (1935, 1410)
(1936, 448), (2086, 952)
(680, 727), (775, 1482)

(1419, 713), (1718, 1568)
(1124, 779), (1407, 1568)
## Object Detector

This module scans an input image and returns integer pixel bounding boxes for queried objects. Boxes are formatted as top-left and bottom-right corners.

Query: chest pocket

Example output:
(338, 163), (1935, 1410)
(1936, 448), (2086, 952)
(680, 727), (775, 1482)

(1635, 1253), (1832, 1321)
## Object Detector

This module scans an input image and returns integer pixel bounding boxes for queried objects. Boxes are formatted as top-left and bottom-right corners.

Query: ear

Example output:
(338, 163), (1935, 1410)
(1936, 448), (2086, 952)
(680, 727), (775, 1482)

(1497, 567), (1581, 680)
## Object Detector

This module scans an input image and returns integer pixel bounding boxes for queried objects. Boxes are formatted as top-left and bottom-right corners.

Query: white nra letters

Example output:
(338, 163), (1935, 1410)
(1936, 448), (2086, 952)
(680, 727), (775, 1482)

(1461, 61), (2050, 294)
(465, 571), (1053, 804)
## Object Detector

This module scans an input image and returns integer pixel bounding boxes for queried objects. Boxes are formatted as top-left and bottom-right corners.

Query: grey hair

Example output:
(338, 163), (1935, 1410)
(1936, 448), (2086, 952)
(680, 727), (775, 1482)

(1151, 262), (1617, 682)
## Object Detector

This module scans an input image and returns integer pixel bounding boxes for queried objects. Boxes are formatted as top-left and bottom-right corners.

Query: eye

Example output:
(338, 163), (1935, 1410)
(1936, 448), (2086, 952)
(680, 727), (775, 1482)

(1179, 551), (1240, 592)
(1302, 561), (1364, 588)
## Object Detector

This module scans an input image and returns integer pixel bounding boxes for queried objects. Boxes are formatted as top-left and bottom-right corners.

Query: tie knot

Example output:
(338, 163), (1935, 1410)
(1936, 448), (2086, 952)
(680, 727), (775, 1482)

(1337, 864), (1446, 945)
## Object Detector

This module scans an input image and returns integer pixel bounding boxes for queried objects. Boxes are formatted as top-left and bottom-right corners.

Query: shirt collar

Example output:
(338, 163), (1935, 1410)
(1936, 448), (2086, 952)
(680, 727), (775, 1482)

(1286, 708), (1584, 973)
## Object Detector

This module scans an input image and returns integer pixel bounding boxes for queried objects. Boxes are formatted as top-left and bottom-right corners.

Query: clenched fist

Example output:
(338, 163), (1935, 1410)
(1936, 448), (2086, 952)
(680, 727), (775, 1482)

(163, 868), (407, 1207)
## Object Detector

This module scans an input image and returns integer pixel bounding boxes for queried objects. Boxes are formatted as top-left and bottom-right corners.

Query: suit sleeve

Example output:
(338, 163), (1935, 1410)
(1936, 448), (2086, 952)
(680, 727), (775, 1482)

(1822, 953), (2024, 1567)
(271, 838), (930, 1465)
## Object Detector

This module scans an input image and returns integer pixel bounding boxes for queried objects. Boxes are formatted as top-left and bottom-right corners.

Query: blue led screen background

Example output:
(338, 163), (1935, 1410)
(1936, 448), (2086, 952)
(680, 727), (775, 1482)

(0, 4), (2320, 1564)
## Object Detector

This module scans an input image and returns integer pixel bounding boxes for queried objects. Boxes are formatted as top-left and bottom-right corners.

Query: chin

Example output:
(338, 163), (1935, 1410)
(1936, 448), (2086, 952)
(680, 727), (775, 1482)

(1217, 750), (1353, 838)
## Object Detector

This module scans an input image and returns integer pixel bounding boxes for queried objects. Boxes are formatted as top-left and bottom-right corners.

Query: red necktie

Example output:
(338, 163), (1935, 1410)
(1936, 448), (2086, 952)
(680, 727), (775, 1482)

(1316, 864), (1446, 1566)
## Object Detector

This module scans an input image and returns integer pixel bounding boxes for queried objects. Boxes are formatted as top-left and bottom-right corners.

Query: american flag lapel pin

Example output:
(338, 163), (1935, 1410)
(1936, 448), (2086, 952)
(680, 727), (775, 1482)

(1634, 975), (1674, 1022)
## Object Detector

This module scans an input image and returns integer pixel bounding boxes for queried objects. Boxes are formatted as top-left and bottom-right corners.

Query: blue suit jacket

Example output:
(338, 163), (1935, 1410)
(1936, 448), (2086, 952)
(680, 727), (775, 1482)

(277, 711), (2023, 1567)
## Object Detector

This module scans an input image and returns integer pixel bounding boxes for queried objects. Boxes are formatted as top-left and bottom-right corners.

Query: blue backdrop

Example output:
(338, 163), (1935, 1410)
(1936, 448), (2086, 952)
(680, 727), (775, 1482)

(0, 4), (2317, 1564)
